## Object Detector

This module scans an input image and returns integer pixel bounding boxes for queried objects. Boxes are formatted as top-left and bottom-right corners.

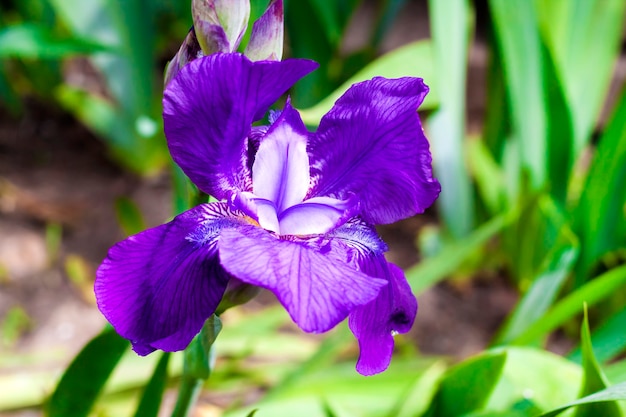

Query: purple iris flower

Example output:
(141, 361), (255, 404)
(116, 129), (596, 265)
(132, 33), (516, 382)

(95, 52), (440, 375)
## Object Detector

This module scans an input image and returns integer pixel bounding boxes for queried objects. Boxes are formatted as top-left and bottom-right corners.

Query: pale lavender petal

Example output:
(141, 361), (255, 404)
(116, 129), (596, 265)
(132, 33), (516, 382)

(308, 77), (440, 225)
(194, 21), (231, 54)
(252, 101), (310, 213)
(192, 0), (250, 53)
(348, 260), (417, 376)
(218, 226), (387, 332)
(95, 203), (241, 354)
(244, 0), (284, 61)
(253, 198), (280, 233)
(163, 54), (318, 200)
(278, 196), (357, 235)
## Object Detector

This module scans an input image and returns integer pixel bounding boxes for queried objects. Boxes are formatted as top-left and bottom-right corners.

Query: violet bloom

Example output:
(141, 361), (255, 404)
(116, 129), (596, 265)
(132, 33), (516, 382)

(95, 53), (440, 375)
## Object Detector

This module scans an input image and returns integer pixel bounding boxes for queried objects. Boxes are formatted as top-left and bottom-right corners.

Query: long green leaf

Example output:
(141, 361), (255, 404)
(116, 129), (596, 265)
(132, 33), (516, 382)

(488, 0), (547, 187)
(573, 306), (622, 417)
(427, 0), (474, 237)
(0, 23), (108, 58)
(539, 382), (626, 417)
(512, 264), (626, 345)
(569, 306), (626, 365)
(574, 85), (626, 282)
(423, 351), (507, 416)
(536, 0), (626, 152)
(132, 352), (171, 417)
(495, 245), (577, 345)
(494, 210), (579, 345)
(299, 40), (438, 126)
(47, 327), (128, 417)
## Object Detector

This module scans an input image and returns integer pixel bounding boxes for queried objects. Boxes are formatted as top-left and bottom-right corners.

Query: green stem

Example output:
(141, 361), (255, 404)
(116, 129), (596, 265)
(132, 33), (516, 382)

(169, 315), (222, 417)
(170, 376), (203, 417)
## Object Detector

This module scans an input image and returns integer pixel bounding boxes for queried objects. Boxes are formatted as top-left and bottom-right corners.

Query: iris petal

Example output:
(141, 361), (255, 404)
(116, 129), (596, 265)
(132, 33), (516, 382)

(218, 226), (387, 333)
(252, 101), (310, 214)
(308, 77), (440, 224)
(164, 53), (318, 200)
(348, 260), (417, 376)
(95, 203), (241, 354)
(278, 196), (356, 235)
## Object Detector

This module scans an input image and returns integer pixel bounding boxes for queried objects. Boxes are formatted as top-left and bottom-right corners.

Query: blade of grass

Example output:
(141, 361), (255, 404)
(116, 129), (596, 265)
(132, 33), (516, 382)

(539, 382), (626, 417)
(132, 352), (171, 417)
(494, 245), (578, 346)
(536, 0), (626, 152)
(488, 0), (547, 187)
(494, 198), (579, 345)
(569, 306), (626, 365)
(511, 264), (626, 345)
(572, 306), (622, 417)
(427, 0), (474, 237)
(574, 85), (626, 282)
(47, 326), (128, 417)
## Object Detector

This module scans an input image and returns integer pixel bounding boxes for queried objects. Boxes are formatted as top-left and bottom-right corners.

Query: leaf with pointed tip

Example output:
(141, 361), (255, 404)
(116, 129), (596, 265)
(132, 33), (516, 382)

(47, 326), (128, 417)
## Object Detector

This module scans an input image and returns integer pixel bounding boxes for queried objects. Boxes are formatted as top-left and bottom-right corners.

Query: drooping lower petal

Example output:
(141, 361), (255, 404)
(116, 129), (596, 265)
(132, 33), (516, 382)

(163, 53), (318, 200)
(308, 77), (440, 225)
(95, 203), (241, 354)
(218, 226), (387, 333)
(348, 259), (417, 376)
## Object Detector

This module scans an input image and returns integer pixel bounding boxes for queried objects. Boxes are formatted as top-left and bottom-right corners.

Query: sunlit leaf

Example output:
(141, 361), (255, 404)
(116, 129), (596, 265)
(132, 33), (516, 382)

(427, 0), (474, 237)
(0, 23), (108, 58)
(486, 347), (581, 413)
(488, 0), (547, 187)
(423, 351), (507, 416)
(536, 0), (626, 152)
(299, 40), (438, 126)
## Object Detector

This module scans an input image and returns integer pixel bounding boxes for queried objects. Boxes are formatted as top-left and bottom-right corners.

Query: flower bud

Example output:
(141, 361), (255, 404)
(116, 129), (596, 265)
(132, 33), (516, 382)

(164, 27), (202, 87)
(215, 277), (262, 314)
(192, 0), (250, 55)
(244, 0), (284, 61)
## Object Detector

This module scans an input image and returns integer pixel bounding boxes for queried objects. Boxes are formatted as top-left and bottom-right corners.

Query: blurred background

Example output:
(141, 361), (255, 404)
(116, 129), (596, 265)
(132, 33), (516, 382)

(1, 0), (626, 416)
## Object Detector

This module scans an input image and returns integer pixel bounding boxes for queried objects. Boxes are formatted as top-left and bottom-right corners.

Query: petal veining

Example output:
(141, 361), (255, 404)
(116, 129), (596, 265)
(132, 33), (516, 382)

(308, 77), (440, 225)
(164, 53), (317, 200)
(218, 226), (387, 333)
(95, 203), (241, 354)
(252, 101), (310, 213)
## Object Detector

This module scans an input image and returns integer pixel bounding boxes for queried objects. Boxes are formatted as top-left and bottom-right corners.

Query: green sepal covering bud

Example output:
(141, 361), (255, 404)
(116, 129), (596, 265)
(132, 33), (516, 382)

(216, 278), (262, 315)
